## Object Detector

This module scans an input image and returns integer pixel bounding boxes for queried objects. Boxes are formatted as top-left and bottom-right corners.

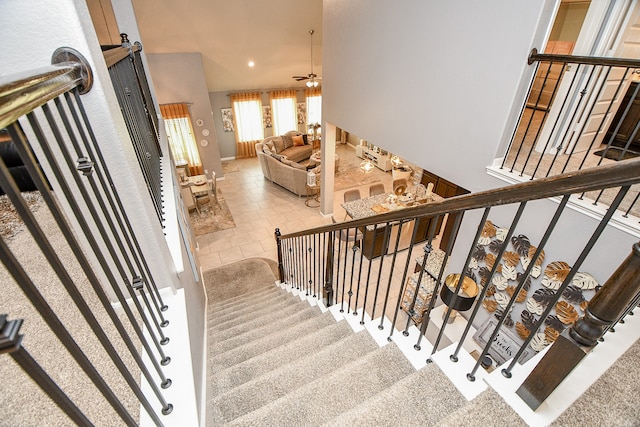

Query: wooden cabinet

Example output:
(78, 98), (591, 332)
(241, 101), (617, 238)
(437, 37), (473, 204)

(356, 145), (392, 171)
(420, 170), (469, 251)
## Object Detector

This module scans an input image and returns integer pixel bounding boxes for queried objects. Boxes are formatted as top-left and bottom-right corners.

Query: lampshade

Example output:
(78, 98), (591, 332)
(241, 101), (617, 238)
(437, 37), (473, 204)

(360, 159), (374, 173)
(440, 273), (479, 322)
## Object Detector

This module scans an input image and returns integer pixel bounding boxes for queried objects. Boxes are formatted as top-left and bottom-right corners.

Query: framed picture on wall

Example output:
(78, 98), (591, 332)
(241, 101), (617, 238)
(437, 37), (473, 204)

(221, 108), (234, 132)
(297, 103), (306, 125)
(263, 106), (272, 128)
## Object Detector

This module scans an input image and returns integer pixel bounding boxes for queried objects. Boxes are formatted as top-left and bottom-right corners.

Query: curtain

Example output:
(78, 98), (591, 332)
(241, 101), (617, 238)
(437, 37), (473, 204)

(305, 87), (322, 137)
(230, 92), (264, 158)
(270, 89), (297, 136)
(160, 103), (203, 176)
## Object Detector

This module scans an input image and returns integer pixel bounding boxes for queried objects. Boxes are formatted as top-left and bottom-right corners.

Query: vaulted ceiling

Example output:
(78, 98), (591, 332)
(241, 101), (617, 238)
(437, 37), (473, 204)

(130, 0), (324, 93)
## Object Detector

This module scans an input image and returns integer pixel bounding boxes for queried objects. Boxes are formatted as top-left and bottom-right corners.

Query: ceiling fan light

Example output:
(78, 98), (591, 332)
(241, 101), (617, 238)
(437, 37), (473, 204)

(306, 80), (313, 87)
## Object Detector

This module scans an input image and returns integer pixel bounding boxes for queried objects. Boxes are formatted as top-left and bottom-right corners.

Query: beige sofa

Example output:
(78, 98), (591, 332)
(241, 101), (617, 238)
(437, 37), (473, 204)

(256, 131), (314, 196)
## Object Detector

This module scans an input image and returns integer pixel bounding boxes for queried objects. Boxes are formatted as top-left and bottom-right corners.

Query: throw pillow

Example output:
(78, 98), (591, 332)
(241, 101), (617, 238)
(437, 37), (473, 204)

(282, 133), (294, 149)
(292, 135), (305, 146)
(271, 153), (286, 162)
(262, 143), (272, 155)
(302, 134), (308, 144)
(272, 137), (285, 153)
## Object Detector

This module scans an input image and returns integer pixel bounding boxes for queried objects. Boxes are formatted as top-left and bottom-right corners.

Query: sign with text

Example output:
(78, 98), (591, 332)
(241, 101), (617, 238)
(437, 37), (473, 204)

(473, 318), (535, 366)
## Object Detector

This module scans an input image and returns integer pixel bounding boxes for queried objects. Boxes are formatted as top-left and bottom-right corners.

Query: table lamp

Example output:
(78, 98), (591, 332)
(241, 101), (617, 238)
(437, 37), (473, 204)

(440, 273), (479, 323)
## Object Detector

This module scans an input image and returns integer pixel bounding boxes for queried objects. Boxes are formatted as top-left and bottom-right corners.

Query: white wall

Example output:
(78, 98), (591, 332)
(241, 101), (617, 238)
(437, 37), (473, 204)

(147, 53), (224, 179)
(322, 0), (557, 193)
(322, 0), (638, 329)
(0, 0), (181, 295)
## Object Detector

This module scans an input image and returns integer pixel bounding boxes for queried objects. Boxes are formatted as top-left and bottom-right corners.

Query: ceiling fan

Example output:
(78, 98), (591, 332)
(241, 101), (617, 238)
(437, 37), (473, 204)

(292, 30), (321, 87)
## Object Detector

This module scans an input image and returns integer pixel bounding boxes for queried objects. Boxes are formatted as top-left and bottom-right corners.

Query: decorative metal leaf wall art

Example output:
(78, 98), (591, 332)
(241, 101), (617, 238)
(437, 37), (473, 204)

(503, 251), (520, 267)
(492, 274), (508, 291)
(511, 234), (531, 257)
(502, 265), (518, 281)
(562, 285), (586, 304)
(472, 244), (486, 261)
(496, 227), (509, 242)
(488, 240), (503, 254)
(506, 285), (527, 303)
(515, 322), (530, 339)
(543, 261), (572, 282)
(485, 284), (496, 297)
(544, 326), (560, 343)
(526, 297), (545, 315)
(530, 333), (548, 352)
(556, 301), (579, 325)
(483, 299), (498, 312)
(572, 272), (598, 290)
(516, 272), (532, 291)
(472, 219), (600, 356)
(532, 288), (556, 307)
(520, 310), (538, 331)
(495, 308), (514, 327)
(479, 220), (497, 245)
(494, 292), (510, 308)
(485, 253), (498, 271)
(478, 267), (491, 286)
(545, 315), (566, 332)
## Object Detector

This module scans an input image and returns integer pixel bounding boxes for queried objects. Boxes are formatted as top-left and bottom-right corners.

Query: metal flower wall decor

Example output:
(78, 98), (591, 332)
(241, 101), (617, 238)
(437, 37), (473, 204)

(471, 220), (600, 354)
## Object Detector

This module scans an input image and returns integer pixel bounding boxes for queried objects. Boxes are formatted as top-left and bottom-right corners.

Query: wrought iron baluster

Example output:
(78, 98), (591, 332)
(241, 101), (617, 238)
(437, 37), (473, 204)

(0, 316), (94, 427)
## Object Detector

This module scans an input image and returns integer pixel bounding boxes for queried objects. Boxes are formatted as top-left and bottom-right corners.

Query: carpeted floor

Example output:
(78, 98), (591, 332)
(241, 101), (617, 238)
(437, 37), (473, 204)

(203, 258), (640, 426)
(0, 192), (140, 426)
(188, 188), (236, 236)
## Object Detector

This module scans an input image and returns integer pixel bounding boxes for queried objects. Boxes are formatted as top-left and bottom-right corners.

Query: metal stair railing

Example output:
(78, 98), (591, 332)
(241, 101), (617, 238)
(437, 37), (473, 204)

(277, 156), (640, 390)
(0, 46), (172, 424)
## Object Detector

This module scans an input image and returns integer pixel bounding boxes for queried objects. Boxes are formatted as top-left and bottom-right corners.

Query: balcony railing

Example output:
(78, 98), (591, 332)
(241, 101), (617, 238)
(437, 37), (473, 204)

(104, 34), (163, 223)
(0, 47), (172, 425)
(500, 49), (640, 222)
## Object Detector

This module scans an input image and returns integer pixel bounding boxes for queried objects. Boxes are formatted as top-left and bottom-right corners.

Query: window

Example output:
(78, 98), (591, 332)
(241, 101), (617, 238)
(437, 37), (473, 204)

(160, 103), (203, 176)
(306, 87), (322, 132)
(230, 92), (264, 158)
(270, 90), (297, 136)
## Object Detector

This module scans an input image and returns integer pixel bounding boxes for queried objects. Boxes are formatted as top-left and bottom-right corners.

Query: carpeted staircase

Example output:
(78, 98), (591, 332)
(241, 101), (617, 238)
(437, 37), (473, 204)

(204, 258), (640, 426)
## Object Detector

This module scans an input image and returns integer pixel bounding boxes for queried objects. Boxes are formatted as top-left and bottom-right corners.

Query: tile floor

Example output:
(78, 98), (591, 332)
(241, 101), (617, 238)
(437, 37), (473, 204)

(195, 144), (397, 270)
(194, 143), (443, 329)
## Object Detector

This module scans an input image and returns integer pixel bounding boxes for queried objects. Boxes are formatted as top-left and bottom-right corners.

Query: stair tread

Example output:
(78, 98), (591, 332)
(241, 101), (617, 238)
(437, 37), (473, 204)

(325, 361), (468, 426)
(210, 299), (310, 343)
(210, 286), (282, 313)
(210, 330), (380, 423)
(209, 306), (331, 369)
(439, 387), (526, 427)
(228, 343), (415, 426)
(210, 315), (352, 396)
(210, 292), (296, 331)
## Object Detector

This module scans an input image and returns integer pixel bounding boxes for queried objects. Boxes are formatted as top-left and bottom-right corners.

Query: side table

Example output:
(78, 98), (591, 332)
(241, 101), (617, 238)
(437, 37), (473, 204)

(305, 183), (320, 207)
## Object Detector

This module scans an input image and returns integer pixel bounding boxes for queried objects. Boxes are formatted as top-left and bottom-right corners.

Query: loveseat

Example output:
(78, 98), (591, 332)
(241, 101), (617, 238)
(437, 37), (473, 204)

(256, 131), (314, 196)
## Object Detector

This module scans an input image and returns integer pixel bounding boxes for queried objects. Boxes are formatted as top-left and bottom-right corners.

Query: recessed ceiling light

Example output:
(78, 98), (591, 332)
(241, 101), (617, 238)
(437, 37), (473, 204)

(248, 60), (255, 67)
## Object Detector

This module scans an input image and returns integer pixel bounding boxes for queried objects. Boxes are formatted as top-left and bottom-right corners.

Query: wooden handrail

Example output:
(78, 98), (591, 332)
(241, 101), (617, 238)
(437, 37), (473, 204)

(528, 47), (640, 67)
(280, 157), (640, 240)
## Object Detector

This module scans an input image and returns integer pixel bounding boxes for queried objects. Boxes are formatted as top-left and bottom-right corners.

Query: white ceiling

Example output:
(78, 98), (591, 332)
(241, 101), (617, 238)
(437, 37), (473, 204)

(130, 0), (324, 93)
